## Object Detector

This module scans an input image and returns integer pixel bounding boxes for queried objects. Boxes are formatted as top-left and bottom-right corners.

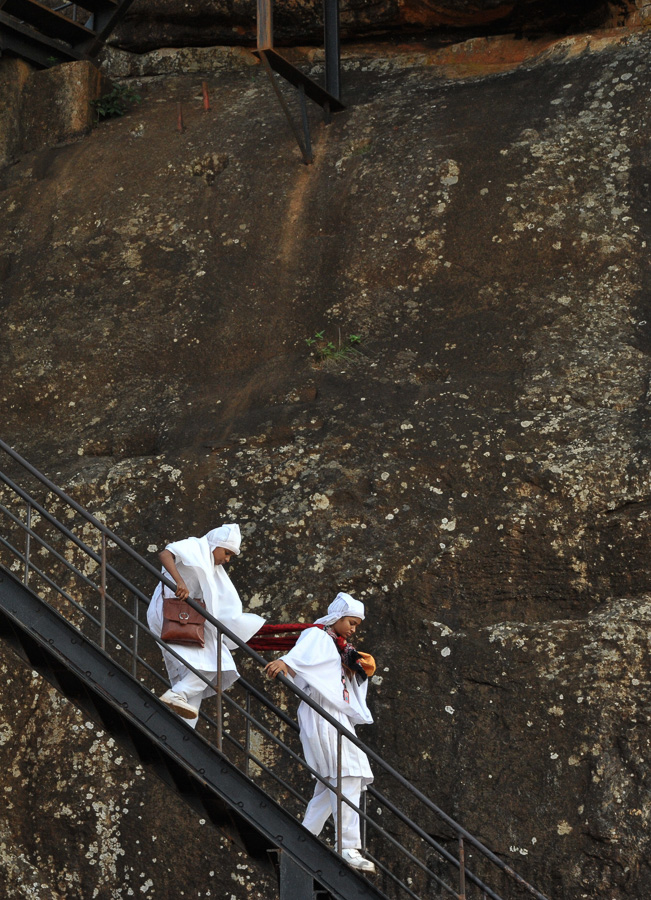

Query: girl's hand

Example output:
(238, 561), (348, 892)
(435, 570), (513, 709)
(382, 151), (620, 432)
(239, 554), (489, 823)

(265, 660), (295, 679)
(175, 581), (190, 600)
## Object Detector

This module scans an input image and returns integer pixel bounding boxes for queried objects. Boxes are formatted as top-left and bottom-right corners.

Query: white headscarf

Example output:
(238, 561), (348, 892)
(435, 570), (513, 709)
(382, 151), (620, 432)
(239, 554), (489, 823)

(205, 524), (241, 556)
(314, 591), (365, 627)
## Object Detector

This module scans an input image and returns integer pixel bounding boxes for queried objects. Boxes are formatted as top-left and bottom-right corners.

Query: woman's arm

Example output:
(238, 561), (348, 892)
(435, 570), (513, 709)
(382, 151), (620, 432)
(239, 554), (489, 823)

(265, 659), (296, 679)
(158, 549), (189, 599)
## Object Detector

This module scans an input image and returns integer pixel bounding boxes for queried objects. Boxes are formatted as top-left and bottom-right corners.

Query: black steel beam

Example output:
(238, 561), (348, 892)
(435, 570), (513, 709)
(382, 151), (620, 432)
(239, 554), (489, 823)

(280, 850), (317, 900)
(252, 48), (345, 112)
(81, 0), (139, 55)
(322, 0), (340, 101)
(0, 568), (389, 900)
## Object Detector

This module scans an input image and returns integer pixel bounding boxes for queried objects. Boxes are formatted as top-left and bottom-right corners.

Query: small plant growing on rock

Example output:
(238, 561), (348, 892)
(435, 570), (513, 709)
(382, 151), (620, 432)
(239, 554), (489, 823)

(91, 84), (141, 122)
(306, 330), (362, 364)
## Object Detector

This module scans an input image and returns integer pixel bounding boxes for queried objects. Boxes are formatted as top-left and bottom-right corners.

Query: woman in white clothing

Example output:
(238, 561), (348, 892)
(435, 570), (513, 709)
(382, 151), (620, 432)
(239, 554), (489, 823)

(265, 592), (376, 873)
(147, 523), (265, 726)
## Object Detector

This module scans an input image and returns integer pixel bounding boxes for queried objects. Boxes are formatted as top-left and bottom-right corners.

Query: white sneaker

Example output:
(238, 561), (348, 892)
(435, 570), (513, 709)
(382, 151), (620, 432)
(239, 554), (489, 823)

(341, 849), (376, 873)
(159, 689), (198, 719)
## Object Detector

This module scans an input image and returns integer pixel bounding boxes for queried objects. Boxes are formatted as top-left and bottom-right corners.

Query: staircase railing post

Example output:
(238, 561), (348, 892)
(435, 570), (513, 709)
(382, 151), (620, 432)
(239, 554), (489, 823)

(216, 625), (223, 750)
(245, 692), (251, 778)
(459, 835), (467, 900)
(336, 728), (343, 855)
(100, 533), (107, 650)
(23, 501), (31, 587)
(132, 593), (139, 678)
(360, 788), (367, 853)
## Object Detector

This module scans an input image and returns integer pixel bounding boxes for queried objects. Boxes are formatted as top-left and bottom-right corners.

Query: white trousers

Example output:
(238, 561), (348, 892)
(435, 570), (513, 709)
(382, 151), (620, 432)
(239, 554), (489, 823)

(172, 669), (213, 730)
(302, 776), (363, 849)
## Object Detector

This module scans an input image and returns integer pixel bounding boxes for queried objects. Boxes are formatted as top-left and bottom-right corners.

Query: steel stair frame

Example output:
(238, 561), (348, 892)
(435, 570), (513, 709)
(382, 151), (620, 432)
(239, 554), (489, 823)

(0, 437), (553, 900)
(0, 565), (386, 900)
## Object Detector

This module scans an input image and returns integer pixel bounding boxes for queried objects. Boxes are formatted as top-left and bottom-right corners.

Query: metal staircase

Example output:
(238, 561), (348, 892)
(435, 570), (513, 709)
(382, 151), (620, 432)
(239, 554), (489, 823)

(0, 437), (552, 900)
(0, 0), (137, 68)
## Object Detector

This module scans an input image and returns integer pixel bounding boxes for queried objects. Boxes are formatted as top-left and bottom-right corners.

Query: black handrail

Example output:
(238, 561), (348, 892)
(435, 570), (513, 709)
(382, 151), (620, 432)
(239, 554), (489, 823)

(0, 437), (551, 900)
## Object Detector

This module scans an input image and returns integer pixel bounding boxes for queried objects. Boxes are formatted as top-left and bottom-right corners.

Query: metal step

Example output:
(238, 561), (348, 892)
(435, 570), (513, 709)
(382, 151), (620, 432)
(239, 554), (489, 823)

(0, 566), (389, 900)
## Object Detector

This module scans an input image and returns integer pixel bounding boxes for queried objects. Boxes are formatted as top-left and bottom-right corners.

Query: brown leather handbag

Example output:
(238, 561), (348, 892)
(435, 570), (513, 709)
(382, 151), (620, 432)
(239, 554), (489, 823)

(161, 596), (207, 647)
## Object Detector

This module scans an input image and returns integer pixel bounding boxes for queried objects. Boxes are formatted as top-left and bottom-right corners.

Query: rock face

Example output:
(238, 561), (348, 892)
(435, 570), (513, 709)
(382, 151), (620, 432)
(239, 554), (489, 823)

(0, 60), (110, 168)
(0, 25), (650, 900)
(111, 0), (634, 50)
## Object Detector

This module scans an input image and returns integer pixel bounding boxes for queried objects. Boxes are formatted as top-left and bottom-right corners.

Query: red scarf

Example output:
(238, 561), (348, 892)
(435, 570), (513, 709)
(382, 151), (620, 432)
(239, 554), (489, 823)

(248, 623), (366, 681)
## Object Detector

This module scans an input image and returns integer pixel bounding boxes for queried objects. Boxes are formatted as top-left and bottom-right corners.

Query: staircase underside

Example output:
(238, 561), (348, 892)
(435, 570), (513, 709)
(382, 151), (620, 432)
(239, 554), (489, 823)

(0, 566), (388, 900)
(0, 0), (137, 68)
(0, 10), (83, 66)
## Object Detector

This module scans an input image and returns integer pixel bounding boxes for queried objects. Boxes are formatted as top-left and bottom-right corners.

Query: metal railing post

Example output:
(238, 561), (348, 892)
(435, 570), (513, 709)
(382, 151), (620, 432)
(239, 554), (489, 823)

(336, 729), (343, 856)
(245, 693), (251, 778)
(216, 625), (223, 751)
(459, 836), (467, 900)
(360, 788), (367, 853)
(24, 501), (31, 587)
(100, 533), (106, 650)
(132, 593), (139, 678)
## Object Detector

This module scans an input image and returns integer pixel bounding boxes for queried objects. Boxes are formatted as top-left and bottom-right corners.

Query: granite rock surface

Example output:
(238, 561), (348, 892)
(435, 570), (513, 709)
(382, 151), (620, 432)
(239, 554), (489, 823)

(0, 26), (650, 900)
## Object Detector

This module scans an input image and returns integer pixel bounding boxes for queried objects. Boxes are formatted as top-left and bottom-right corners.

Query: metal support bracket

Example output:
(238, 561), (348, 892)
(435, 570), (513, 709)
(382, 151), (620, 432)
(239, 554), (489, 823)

(258, 50), (313, 165)
(255, 0), (345, 163)
(280, 850), (318, 900)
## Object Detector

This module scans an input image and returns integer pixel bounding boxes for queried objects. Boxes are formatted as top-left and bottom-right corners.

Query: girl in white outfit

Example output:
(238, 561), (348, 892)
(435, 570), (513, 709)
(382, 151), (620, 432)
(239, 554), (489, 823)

(147, 523), (265, 726)
(265, 592), (376, 873)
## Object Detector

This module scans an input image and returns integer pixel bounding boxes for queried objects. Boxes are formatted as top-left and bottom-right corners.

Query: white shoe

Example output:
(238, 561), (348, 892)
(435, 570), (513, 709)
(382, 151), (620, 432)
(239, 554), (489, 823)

(341, 849), (376, 873)
(159, 689), (198, 719)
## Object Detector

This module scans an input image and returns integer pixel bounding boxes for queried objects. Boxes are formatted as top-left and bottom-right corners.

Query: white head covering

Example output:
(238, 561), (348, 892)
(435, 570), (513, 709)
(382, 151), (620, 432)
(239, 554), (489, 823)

(205, 524), (241, 556)
(314, 591), (365, 627)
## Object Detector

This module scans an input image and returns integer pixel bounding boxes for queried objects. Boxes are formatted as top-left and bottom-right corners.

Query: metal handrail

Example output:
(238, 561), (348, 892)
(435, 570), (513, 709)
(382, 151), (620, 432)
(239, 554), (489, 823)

(0, 437), (551, 900)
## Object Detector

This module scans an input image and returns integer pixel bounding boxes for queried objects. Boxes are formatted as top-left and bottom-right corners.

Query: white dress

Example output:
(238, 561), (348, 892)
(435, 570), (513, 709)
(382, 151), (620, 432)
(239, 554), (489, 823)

(281, 627), (374, 786)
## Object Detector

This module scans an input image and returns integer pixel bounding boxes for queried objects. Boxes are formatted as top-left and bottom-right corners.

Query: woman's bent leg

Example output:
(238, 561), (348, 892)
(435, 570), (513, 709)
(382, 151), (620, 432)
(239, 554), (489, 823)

(160, 668), (212, 724)
(172, 668), (210, 701)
